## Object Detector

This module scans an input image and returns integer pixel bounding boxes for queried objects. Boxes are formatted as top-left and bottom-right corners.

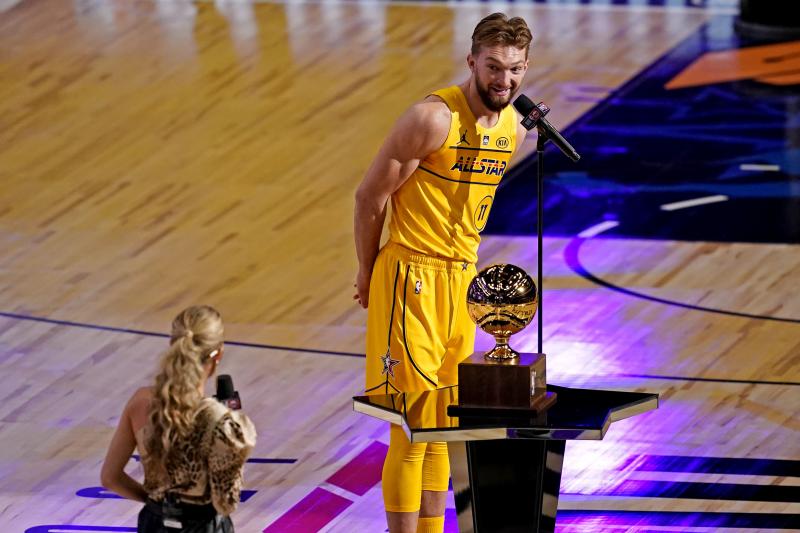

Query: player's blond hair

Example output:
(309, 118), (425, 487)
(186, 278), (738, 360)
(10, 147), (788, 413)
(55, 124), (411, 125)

(471, 13), (533, 58)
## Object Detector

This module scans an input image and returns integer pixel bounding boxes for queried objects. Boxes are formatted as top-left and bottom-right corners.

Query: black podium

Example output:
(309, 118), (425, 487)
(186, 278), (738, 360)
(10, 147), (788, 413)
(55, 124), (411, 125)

(354, 384), (658, 533)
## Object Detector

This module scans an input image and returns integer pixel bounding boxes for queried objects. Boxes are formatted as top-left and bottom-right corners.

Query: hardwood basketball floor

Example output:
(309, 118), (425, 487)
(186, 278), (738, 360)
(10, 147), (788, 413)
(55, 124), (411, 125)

(0, 0), (797, 531)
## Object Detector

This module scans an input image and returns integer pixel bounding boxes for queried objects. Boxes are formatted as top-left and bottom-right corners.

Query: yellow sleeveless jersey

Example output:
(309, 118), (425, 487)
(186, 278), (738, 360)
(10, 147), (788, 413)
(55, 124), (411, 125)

(387, 85), (518, 263)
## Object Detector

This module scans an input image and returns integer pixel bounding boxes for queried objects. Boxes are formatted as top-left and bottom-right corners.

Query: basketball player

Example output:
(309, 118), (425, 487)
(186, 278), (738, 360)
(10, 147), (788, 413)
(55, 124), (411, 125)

(353, 13), (533, 533)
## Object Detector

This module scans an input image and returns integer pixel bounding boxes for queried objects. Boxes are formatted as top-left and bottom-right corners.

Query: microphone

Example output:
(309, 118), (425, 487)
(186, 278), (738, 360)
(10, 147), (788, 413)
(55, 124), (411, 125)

(513, 95), (580, 162)
(215, 374), (242, 410)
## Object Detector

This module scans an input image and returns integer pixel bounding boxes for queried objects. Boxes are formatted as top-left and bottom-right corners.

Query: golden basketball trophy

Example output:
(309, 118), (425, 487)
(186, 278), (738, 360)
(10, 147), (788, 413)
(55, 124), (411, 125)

(466, 263), (537, 360)
(451, 263), (556, 414)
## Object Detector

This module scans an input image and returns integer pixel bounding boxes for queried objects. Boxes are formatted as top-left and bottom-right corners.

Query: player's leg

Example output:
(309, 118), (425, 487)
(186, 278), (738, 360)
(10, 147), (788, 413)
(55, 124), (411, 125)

(416, 262), (477, 531)
(366, 245), (445, 395)
(368, 246), (449, 533)
(383, 424), (426, 532)
(418, 440), (448, 532)
(365, 246), (405, 396)
(436, 262), (477, 387)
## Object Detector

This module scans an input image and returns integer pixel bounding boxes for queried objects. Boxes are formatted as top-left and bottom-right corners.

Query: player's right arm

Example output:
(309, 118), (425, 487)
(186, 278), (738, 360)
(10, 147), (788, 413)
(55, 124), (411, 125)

(353, 98), (450, 308)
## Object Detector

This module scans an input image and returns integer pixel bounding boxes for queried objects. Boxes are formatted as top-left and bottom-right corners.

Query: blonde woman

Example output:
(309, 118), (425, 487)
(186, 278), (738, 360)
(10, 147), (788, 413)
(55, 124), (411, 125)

(101, 305), (256, 532)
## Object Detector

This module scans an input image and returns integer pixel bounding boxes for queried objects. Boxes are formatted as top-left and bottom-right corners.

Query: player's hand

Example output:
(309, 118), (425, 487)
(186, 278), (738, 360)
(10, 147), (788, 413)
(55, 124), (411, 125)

(353, 270), (371, 309)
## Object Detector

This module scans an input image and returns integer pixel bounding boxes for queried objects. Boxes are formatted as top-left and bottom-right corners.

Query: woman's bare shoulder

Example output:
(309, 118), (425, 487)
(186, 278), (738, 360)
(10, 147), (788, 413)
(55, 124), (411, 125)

(129, 386), (153, 405)
(126, 387), (153, 430)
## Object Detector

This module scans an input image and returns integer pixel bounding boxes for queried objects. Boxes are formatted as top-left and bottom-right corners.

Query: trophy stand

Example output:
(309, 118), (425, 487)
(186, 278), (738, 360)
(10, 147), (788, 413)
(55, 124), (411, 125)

(448, 260), (555, 417)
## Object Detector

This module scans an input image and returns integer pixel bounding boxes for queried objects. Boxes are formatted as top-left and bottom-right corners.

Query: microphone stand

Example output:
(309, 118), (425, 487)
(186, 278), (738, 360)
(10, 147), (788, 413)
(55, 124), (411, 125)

(536, 132), (546, 355)
(513, 94), (581, 356)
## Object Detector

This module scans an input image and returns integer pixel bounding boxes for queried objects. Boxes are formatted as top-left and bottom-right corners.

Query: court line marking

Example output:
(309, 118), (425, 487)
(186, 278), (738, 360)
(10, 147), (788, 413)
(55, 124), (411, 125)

(740, 163), (781, 172)
(618, 372), (800, 387)
(2, 310), (798, 386)
(564, 236), (800, 326)
(0, 311), (364, 358)
(660, 194), (728, 211)
(578, 220), (620, 238)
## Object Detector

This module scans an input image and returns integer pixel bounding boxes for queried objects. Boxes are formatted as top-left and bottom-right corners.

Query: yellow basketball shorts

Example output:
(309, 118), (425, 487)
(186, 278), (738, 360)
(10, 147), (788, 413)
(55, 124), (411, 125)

(365, 242), (477, 395)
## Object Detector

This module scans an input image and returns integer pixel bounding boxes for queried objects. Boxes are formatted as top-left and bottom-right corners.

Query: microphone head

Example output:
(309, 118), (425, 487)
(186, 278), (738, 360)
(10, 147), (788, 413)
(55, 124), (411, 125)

(513, 94), (536, 115)
(216, 374), (235, 401)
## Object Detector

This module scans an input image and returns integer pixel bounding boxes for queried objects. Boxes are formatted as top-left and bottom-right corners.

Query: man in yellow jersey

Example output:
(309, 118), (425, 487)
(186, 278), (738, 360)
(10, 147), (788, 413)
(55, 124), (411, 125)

(353, 12), (533, 533)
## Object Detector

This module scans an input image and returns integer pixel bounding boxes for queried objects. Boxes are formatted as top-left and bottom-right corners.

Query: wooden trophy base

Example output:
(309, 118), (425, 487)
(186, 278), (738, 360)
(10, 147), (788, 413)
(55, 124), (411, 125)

(448, 352), (557, 418)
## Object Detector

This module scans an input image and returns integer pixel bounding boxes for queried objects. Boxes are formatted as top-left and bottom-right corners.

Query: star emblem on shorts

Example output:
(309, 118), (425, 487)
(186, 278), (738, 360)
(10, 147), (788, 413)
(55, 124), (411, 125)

(380, 350), (400, 377)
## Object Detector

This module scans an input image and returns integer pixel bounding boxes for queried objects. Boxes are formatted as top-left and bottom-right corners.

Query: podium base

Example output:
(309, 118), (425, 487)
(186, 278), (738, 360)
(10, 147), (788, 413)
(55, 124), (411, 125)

(448, 391), (557, 418)
(458, 352), (551, 410)
(449, 438), (565, 533)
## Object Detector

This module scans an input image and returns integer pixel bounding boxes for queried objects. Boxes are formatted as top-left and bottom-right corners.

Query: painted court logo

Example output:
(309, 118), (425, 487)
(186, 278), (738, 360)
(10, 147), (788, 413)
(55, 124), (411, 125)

(666, 40), (800, 89)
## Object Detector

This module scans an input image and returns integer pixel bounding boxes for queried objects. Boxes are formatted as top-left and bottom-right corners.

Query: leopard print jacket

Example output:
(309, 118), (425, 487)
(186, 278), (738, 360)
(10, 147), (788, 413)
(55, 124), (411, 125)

(138, 398), (257, 516)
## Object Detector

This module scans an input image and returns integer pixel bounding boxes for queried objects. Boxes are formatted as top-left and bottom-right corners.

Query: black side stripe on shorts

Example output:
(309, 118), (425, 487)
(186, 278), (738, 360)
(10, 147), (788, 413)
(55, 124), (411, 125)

(402, 264), (438, 388)
(364, 379), (401, 394)
(386, 261), (400, 349)
(364, 261), (403, 395)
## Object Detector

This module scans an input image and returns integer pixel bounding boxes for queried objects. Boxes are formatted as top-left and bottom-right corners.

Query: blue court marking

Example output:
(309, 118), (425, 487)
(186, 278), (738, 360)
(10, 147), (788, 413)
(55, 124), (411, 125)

(25, 524), (136, 533)
(478, 13), (800, 345)
(3, 308), (797, 386)
(556, 510), (800, 529)
(75, 487), (257, 502)
(246, 457), (298, 464)
(0, 310), (363, 358)
(632, 455), (800, 476)
(616, 372), (800, 387)
(563, 236), (800, 324)
(564, 480), (800, 501)
(487, 15), (800, 244)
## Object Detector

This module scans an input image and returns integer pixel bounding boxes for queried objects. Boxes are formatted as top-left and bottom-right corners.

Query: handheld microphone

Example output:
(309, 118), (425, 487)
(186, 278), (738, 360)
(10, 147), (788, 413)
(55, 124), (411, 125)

(215, 374), (242, 410)
(513, 95), (580, 162)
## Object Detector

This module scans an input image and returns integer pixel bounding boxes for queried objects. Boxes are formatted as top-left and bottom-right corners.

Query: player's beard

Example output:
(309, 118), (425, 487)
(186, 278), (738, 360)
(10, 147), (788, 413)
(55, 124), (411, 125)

(475, 72), (516, 112)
